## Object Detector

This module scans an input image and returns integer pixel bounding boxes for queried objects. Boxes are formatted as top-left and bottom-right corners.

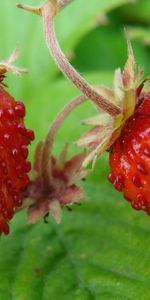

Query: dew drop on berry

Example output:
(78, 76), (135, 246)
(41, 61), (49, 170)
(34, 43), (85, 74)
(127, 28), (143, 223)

(7, 107), (14, 120)
(12, 148), (19, 159)
(16, 123), (26, 135)
(137, 163), (147, 175)
(113, 174), (124, 191)
(131, 201), (141, 211)
(3, 133), (10, 144)
(5, 178), (12, 191)
(0, 109), (4, 119)
(108, 173), (114, 183)
(12, 193), (22, 206)
(21, 145), (28, 159)
(137, 193), (148, 211)
(143, 147), (150, 158)
(14, 101), (26, 118)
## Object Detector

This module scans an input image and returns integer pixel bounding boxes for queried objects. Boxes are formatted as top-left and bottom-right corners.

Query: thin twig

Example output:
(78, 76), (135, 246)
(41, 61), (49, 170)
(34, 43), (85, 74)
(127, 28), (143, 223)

(41, 95), (87, 187)
(58, 0), (74, 10)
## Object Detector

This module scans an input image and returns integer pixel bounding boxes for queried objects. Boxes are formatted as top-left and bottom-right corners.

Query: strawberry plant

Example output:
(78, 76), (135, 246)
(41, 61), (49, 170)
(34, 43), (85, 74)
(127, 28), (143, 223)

(0, 0), (150, 299)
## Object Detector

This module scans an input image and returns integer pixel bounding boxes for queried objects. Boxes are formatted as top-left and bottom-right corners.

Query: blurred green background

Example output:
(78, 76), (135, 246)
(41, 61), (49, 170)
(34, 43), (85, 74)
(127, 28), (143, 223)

(1, 0), (150, 299)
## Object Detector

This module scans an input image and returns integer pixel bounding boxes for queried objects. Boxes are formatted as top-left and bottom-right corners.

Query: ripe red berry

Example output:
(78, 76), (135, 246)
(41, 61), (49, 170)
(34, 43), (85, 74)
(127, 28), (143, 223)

(0, 87), (34, 234)
(108, 92), (150, 215)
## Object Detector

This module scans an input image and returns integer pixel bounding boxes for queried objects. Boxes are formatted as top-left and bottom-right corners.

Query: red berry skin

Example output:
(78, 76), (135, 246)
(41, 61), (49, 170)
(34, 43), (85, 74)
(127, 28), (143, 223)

(108, 93), (150, 215)
(0, 88), (34, 234)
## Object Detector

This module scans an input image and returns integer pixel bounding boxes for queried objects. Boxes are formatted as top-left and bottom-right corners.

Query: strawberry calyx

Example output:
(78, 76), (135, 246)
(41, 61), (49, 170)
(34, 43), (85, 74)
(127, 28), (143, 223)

(76, 40), (144, 168)
(26, 143), (89, 225)
(0, 47), (27, 87)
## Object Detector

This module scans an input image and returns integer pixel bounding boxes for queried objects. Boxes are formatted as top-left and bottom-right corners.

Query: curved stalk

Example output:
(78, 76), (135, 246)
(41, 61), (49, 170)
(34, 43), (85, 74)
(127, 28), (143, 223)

(58, 0), (74, 10)
(41, 3), (121, 117)
(17, 0), (75, 16)
(41, 95), (87, 187)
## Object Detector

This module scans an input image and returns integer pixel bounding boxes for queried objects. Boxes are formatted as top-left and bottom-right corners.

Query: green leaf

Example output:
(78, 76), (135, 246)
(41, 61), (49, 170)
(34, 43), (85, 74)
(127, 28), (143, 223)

(113, 0), (150, 25)
(73, 23), (150, 77)
(73, 25), (127, 72)
(55, 0), (135, 49)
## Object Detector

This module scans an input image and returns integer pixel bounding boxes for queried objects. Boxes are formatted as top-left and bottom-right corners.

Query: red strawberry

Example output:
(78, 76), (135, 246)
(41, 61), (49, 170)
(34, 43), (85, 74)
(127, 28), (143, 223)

(0, 87), (34, 234)
(108, 91), (150, 214)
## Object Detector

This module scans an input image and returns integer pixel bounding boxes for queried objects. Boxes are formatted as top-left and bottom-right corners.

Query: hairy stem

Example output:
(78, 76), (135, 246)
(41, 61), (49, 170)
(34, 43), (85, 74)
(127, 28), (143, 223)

(41, 95), (87, 187)
(58, 0), (74, 10)
(41, 3), (121, 117)
(17, 0), (74, 16)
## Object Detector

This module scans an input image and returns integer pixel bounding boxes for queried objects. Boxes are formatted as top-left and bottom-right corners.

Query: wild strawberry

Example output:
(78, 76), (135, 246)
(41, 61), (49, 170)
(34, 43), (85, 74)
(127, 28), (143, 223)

(108, 91), (150, 214)
(0, 87), (34, 234)
(75, 40), (150, 217)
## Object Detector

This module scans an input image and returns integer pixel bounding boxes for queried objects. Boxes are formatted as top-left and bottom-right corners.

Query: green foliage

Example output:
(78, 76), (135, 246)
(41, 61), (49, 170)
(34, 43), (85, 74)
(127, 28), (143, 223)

(114, 0), (150, 24)
(0, 0), (150, 299)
